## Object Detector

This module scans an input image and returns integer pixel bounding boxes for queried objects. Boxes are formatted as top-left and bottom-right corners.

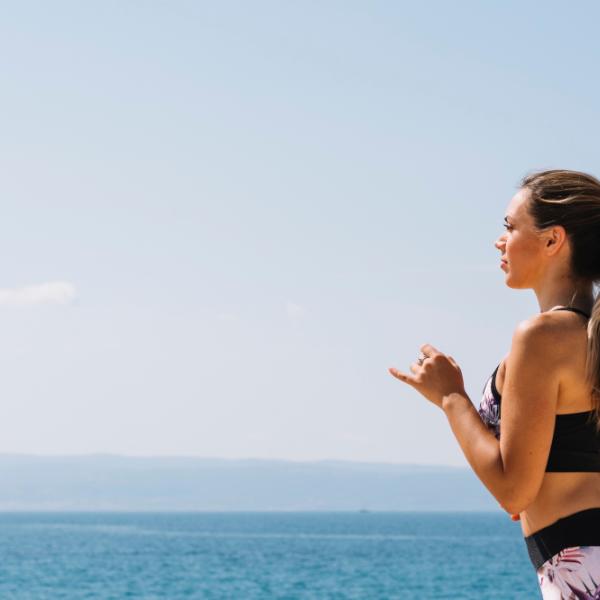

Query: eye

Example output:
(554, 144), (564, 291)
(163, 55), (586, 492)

(503, 223), (513, 231)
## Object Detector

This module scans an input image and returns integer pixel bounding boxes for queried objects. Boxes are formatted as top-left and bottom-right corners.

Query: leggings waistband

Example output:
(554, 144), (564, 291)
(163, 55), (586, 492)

(524, 507), (600, 570)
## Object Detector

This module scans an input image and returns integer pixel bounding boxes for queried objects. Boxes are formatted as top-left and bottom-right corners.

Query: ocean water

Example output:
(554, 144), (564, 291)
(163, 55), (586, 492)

(0, 512), (539, 599)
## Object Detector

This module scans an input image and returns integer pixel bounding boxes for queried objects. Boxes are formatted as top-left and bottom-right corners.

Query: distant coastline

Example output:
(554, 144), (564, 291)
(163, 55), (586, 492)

(0, 455), (498, 512)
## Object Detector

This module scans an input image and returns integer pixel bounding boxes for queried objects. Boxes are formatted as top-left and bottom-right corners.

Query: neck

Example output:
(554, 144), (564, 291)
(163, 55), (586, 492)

(534, 276), (594, 314)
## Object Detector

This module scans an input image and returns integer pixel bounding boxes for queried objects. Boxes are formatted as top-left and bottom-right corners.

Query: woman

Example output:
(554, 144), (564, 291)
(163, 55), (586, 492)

(389, 169), (600, 599)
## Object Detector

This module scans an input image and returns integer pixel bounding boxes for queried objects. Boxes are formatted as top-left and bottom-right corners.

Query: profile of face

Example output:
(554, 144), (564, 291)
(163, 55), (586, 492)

(494, 188), (566, 289)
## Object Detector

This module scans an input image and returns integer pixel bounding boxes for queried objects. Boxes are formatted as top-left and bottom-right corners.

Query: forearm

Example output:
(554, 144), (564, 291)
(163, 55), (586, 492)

(442, 392), (514, 511)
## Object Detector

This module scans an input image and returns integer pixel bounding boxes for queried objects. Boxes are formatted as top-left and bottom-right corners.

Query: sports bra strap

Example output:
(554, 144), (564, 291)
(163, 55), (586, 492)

(549, 306), (591, 319)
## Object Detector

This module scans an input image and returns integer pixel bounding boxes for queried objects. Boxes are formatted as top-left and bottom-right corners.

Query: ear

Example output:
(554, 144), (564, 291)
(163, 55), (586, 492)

(544, 225), (568, 256)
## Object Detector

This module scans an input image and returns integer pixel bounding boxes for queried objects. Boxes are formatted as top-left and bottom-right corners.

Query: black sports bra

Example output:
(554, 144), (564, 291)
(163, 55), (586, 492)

(478, 306), (600, 472)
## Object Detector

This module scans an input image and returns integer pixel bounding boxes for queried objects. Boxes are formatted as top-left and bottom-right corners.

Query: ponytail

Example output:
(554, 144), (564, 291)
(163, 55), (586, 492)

(587, 288), (600, 431)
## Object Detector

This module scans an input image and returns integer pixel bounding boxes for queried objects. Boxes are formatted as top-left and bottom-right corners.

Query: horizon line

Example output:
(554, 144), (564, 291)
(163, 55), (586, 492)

(0, 452), (467, 468)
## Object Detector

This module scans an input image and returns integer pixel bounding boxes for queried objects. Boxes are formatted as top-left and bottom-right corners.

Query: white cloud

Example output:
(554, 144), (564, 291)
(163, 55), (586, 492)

(0, 281), (77, 307)
(286, 301), (307, 320)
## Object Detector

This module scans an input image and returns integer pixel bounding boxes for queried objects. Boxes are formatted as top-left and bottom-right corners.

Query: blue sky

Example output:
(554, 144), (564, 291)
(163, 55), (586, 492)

(1, 1), (599, 465)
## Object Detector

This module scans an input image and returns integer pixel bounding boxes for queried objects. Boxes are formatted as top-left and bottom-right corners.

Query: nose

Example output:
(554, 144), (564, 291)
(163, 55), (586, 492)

(494, 234), (506, 252)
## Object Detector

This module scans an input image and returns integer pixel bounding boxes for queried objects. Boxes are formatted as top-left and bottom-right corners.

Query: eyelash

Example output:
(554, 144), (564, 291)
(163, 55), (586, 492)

(503, 223), (513, 231)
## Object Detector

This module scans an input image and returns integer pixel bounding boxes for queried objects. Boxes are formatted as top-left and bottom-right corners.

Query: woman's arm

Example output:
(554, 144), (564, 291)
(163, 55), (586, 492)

(441, 391), (512, 510)
(441, 316), (561, 514)
(389, 314), (562, 514)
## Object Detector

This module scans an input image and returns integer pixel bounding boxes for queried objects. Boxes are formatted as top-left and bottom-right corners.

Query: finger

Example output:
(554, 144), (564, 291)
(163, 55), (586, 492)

(388, 368), (417, 385)
(409, 361), (421, 374)
(420, 343), (440, 357)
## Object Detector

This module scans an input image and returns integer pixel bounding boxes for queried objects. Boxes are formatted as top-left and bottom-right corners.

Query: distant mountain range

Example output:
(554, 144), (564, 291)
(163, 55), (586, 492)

(0, 455), (500, 511)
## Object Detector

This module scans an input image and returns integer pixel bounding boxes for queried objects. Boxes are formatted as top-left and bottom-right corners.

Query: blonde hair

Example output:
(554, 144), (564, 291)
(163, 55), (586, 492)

(521, 169), (600, 430)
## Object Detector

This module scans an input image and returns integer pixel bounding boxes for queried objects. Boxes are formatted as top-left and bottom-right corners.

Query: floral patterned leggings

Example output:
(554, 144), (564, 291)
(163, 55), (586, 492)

(536, 546), (600, 599)
(525, 508), (600, 600)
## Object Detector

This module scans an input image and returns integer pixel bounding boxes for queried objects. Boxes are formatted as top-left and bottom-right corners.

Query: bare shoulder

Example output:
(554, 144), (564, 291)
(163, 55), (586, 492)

(513, 312), (564, 342)
(498, 311), (586, 389)
(511, 311), (581, 366)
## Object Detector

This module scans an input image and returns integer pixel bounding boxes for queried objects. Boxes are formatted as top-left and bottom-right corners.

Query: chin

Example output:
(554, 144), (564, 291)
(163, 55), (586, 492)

(504, 274), (528, 290)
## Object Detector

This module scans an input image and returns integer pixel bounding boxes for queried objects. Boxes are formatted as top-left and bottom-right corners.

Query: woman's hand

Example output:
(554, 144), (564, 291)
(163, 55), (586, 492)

(388, 343), (466, 409)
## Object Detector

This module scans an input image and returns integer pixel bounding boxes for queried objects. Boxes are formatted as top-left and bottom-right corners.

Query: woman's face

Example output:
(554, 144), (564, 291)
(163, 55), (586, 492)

(495, 188), (548, 289)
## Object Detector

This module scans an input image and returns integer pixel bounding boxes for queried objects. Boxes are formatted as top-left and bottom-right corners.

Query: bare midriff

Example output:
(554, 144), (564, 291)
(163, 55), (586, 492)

(520, 472), (600, 536)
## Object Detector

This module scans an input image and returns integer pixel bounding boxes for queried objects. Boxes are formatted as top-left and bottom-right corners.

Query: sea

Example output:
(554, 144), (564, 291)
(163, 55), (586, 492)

(0, 511), (539, 599)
